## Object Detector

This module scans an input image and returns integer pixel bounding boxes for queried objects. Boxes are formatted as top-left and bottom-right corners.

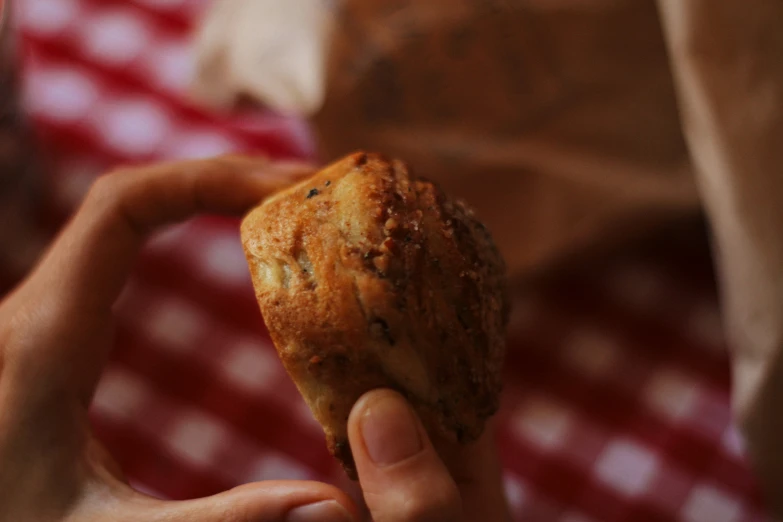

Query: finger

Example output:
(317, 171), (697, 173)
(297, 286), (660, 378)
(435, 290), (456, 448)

(33, 155), (312, 318)
(81, 481), (358, 522)
(348, 389), (463, 522)
(4, 155), (313, 404)
(153, 481), (356, 522)
(438, 421), (513, 522)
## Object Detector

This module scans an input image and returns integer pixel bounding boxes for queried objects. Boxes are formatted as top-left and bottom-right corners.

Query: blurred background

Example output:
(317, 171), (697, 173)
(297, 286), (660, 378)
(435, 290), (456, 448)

(0, 0), (772, 520)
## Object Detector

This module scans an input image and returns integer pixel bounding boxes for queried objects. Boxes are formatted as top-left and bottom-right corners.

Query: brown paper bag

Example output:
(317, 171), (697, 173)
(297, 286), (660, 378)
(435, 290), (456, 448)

(312, 0), (702, 280)
(657, 0), (783, 514)
(192, 0), (701, 281)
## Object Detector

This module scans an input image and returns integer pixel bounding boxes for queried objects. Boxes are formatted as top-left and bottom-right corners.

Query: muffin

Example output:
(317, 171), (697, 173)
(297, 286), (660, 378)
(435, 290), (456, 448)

(241, 152), (508, 477)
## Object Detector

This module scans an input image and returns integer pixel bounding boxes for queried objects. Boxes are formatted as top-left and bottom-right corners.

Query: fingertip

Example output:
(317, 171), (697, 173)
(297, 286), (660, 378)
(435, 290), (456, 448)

(152, 480), (360, 522)
(348, 389), (426, 468)
(241, 481), (360, 522)
(260, 160), (317, 182)
(272, 159), (318, 172)
(241, 160), (316, 205)
(348, 389), (414, 428)
(348, 389), (405, 433)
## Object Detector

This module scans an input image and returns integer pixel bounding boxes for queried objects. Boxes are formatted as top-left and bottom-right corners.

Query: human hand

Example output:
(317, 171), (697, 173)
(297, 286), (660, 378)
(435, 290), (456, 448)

(346, 389), (512, 522)
(0, 155), (511, 521)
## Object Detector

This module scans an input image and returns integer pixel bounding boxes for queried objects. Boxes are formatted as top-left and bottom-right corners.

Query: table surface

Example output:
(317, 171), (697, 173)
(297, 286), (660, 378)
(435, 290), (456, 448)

(8, 0), (770, 520)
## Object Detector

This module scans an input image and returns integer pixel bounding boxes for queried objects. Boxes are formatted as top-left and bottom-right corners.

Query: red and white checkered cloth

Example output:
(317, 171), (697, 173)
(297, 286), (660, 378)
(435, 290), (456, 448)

(7, 0), (771, 520)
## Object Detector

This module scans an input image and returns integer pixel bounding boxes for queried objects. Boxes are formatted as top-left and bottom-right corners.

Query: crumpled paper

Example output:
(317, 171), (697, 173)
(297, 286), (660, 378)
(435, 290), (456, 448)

(192, 0), (335, 115)
(657, 0), (783, 514)
(192, 0), (783, 515)
(193, 0), (700, 281)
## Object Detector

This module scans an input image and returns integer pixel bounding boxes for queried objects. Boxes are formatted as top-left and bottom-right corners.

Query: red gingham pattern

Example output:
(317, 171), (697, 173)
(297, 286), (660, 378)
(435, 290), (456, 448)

(3, 0), (771, 520)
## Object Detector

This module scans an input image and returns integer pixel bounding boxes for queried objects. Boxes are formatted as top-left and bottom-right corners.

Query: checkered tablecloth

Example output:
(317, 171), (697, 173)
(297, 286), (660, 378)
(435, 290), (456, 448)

(5, 0), (771, 520)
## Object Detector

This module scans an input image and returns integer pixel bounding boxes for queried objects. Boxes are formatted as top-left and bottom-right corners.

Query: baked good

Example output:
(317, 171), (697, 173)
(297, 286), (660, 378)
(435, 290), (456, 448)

(241, 152), (508, 477)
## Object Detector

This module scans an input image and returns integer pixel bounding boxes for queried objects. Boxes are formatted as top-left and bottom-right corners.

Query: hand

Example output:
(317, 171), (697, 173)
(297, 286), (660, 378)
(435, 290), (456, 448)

(347, 390), (512, 522)
(0, 156), (511, 521)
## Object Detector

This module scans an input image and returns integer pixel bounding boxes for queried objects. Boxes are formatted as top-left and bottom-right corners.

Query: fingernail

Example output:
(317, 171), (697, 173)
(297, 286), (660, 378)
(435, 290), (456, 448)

(360, 392), (423, 466)
(285, 500), (353, 522)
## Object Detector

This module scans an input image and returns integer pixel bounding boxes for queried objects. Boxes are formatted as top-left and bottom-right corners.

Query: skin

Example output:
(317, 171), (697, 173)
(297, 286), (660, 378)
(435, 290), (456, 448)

(0, 155), (512, 522)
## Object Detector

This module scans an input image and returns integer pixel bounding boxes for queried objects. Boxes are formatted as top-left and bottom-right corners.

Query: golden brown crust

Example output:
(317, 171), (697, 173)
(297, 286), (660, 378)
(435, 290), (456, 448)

(241, 152), (508, 478)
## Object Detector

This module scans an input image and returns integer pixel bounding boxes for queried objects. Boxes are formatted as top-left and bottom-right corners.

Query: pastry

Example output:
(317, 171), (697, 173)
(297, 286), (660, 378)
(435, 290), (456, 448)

(241, 152), (508, 477)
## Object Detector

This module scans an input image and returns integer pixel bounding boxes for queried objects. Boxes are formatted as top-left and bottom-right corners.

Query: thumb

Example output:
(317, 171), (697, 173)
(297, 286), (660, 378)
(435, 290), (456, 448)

(137, 481), (357, 522)
(348, 389), (463, 522)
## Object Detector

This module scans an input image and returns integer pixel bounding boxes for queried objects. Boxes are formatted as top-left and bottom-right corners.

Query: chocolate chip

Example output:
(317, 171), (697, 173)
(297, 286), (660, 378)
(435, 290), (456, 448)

(306, 188), (319, 199)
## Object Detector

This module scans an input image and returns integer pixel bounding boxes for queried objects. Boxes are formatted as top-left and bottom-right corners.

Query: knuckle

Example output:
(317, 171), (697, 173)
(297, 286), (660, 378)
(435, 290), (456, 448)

(5, 307), (35, 350)
(4, 306), (49, 369)
(84, 175), (119, 210)
(84, 171), (131, 213)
